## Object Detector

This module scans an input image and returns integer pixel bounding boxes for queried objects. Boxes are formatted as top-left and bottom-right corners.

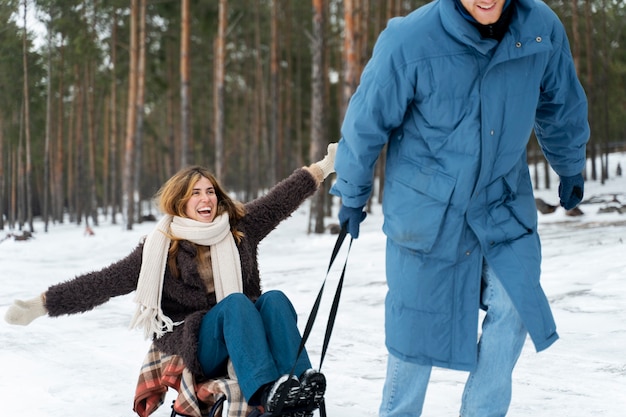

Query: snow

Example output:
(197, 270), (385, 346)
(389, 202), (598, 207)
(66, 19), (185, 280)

(1, 153), (625, 417)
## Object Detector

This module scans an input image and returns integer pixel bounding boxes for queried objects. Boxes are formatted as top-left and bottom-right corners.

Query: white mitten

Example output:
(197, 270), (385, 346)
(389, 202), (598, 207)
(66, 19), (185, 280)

(314, 142), (338, 179)
(5, 294), (47, 326)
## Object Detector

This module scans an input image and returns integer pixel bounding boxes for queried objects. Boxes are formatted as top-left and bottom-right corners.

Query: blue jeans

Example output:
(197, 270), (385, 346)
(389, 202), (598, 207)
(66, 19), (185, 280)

(197, 290), (311, 403)
(380, 263), (527, 417)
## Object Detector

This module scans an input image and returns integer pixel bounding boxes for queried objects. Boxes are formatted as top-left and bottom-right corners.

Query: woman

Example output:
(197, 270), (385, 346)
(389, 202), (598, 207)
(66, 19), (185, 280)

(5, 143), (337, 416)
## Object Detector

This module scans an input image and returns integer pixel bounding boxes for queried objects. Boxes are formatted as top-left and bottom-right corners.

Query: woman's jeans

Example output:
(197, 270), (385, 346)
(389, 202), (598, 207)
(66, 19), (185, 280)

(380, 263), (527, 417)
(197, 290), (311, 403)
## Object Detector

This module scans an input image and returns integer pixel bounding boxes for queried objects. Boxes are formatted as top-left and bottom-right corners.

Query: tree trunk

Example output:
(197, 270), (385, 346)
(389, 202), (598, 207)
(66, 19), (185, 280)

(166, 37), (176, 176)
(11, 148), (18, 229)
(123, 0), (139, 230)
(387, 0), (400, 19)
(269, 0), (279, 184)
(109, 10), (119, 224)
(43, 15), (53, 232)
(214, 0), (227, 180)
(293, 3), (305, 169)
(253, 0), (265, 195)
(180, 0), (190, 168)
(54, 41), (65, 224)
(570, 0), (580, 74)
(310, 0), (326, 234)
(22, 0), (34, 233)
(134, 0), (147, 222)
(343, 0), (357, 119)
(66, 71), (75, 223)
(86, 63), (99, 227)
(73, 64), (84, 226)
(18, 102), (25, 230)
(282, 0), (295, 177)
(585, 0), (595, 181)
(600, 0), (610, 184)
(358, 0), (369, 80)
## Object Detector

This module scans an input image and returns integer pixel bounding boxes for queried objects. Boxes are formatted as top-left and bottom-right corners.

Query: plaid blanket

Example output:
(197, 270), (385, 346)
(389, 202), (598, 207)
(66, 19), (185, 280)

(134, 343), (253, 417)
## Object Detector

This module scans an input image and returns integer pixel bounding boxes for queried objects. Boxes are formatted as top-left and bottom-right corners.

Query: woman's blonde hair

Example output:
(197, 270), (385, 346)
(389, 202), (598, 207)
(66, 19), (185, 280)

(154, 166), (245, 275)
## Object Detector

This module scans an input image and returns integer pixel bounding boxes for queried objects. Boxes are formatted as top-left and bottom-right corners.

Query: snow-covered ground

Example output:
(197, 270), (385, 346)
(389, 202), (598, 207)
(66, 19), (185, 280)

(1, 153), (625, 417)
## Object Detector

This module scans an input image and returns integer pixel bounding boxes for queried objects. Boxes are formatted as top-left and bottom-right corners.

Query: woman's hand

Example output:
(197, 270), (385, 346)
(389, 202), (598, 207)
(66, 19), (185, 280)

(5, 294), (47, 326)
(305, 142), (338, 183)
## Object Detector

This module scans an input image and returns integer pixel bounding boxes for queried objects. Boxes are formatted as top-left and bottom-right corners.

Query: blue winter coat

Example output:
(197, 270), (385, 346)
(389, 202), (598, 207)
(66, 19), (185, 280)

(331, 0), (589, 371)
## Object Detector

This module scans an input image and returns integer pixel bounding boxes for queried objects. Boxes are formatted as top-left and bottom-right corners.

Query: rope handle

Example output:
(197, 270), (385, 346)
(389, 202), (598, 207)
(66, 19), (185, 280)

(272, 225), (352, 416)
(294, 224), (351, 372)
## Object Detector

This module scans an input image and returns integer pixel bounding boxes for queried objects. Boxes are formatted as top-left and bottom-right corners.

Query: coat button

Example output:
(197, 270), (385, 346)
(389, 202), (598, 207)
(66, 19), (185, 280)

(536, 36), (542, 43)
(515, 42), (522, 48)
(465, 250), (471, 256)
(490, 130), (495, 136)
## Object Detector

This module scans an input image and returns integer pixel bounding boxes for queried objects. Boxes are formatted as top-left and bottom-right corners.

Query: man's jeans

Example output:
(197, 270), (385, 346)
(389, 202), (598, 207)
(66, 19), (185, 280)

(197, 290), (311, 403)
(380, 263), (527, 417)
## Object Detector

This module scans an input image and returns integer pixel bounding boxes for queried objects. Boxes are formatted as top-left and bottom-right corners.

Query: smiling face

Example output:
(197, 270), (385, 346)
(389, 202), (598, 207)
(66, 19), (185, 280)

(184, 176), (218, 223)
(460, 0), (506, 24)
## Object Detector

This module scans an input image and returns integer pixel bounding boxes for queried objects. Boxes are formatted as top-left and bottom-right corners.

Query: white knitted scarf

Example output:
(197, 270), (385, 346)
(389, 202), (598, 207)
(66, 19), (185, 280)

(130, 213), (243, 339)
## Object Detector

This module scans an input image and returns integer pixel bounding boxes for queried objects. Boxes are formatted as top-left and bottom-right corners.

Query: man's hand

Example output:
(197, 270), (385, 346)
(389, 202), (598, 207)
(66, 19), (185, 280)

(558, 173), (584, 210)
(338, 205), (367, 239)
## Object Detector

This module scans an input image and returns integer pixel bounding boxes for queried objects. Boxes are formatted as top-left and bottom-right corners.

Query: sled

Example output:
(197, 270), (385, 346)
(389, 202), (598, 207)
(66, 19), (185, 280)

(134, 227), (351, 417)
(134, 343), (252, 417)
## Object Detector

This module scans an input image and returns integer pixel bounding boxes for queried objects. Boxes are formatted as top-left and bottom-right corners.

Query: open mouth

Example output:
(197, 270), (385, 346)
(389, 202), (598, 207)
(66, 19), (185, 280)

(197, 207), (212, 217)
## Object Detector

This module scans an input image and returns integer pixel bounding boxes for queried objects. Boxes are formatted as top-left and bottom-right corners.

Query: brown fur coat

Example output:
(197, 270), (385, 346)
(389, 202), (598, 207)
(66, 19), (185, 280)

(44, 168), (318, 378)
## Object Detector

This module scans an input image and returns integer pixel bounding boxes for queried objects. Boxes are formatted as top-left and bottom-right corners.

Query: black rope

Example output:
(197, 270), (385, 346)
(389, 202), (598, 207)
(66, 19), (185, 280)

(272, 226), (352, 416)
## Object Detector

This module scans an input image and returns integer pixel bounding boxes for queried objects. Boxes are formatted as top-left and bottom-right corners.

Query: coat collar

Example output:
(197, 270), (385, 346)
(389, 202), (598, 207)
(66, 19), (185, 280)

(439, 0), (548, 56)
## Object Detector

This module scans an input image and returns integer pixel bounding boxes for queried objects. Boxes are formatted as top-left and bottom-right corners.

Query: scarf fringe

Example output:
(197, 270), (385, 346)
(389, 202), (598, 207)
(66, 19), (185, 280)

(130, 305), (175, 339)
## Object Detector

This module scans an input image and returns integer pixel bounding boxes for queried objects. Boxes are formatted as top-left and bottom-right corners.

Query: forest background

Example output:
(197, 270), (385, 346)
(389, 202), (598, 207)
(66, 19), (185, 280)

(1, 0), (625, 235)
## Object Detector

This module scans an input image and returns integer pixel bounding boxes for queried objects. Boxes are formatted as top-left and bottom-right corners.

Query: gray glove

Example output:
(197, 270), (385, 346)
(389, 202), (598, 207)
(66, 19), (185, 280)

(5, 294), (47, 326)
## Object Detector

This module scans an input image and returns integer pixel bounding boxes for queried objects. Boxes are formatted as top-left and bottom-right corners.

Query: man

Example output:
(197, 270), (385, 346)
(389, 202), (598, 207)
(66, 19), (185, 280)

(330, 0), (589, 415)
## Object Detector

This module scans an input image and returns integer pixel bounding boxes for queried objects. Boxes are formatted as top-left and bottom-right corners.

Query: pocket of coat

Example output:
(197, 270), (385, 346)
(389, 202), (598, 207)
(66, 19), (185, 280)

(486, 172), (536, 243)
(383, 160), (456, 253)
(503, 171), (537, 231)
